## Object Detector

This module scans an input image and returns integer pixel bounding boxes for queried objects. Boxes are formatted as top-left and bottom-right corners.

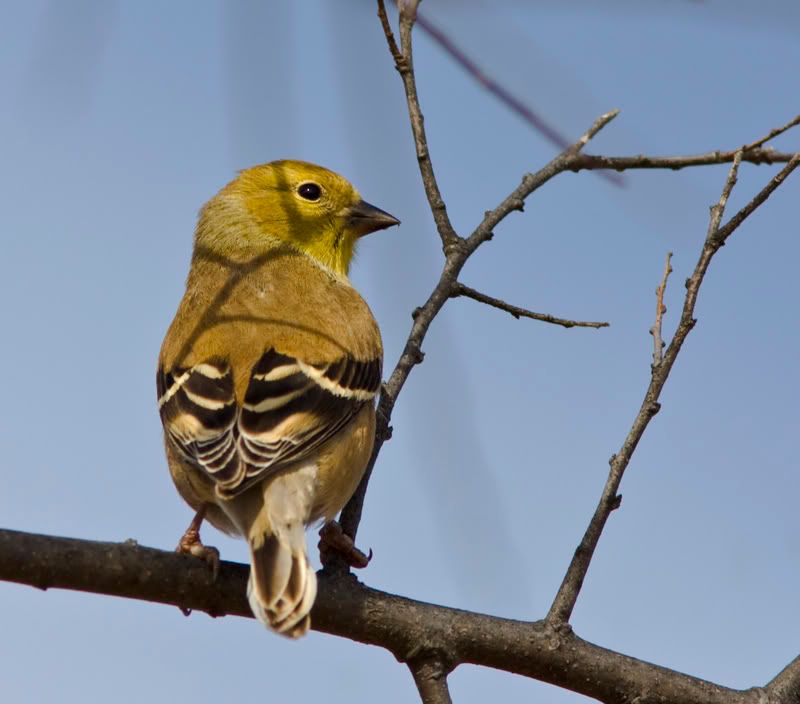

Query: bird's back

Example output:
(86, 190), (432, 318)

(159, 243), (382, 402)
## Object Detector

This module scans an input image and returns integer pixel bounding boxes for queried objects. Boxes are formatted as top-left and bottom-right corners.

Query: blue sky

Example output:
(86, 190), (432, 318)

(1, 2), (798, 702)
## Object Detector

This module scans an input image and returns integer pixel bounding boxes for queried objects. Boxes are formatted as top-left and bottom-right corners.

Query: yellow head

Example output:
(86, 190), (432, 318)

(197, 160), (399, 276)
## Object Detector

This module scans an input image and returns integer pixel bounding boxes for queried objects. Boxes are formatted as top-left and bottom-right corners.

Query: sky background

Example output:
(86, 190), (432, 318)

(1, 1), (798, 702)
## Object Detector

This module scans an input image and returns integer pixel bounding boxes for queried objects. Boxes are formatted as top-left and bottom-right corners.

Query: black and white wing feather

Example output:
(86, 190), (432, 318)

(157, 349), (381, 498)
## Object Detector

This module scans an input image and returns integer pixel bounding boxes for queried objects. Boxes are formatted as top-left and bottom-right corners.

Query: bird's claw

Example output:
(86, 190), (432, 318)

(176, 528), (220, 581)
(318, 521), (372, 569)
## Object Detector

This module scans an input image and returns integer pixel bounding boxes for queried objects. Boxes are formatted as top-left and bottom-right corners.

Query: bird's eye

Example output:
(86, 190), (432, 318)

(297, 182), (322, 201)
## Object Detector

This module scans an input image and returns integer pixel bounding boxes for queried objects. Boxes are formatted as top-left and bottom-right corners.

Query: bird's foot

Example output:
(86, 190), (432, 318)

(318, 520), (372, 569)
(176, 507), (220, 580)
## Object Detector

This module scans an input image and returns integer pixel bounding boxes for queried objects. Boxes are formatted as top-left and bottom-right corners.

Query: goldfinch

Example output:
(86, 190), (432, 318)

(157, 160), (398, 637)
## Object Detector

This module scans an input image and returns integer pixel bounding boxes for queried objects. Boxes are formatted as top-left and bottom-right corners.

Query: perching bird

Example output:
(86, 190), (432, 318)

(157, 160), (398, 637)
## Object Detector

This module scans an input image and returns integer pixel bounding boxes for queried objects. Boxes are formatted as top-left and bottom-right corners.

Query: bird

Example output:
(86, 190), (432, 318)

(157, 160), (398, 637)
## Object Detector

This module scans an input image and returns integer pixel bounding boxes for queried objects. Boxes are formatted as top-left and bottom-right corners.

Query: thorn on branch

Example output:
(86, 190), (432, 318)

(609, 494), (622, 511)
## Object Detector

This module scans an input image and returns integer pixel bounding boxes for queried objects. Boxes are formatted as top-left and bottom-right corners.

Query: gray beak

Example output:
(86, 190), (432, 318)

(347, 199), (400, 237)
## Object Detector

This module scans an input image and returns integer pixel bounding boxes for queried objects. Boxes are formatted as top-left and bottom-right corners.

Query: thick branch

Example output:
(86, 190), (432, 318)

(768, 656), (800, 704)
(452, 282), (609, 329)
(0, 528), (787, 704)
(546, 150), (800, 626)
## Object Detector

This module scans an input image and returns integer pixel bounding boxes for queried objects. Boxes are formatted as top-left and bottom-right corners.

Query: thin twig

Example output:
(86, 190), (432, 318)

(743, 113), (800, 152)
(571, 147), (797, 172)
(378, 0), (459, 251)
(339, 108), (618, 543)
(546, 142), (800, 627)
(649, 252), (673, 367)
(376, 0), (402, 64)
(708, 151), (743, 235)
(466, 110), (619, 252)
(342, 5), (618, 544)
(715, 154), (800, 242)
(453, 282), (609, 329)
(575, 110), (622, 150)
(408, 657), (454, 704)
(351, 5), (799, 598)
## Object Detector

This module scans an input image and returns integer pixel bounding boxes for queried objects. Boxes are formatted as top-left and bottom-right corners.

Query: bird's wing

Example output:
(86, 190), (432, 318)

(157, 348), (381, 498)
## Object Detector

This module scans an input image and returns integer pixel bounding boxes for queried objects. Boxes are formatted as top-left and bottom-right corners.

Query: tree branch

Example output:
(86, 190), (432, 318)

(714, 154), (800, 242)
(339, 107), (618, 543)
(546, 149), (800, 627)
(1, 528), (789, 704)
(340, 3), (621, 545)
(408, 657), (453, 704)
(378, 0), (459, 251)
(348, 2), (799, 548)
(3, 2), (798, 702)
(742, 113), (800, 151)
(464, 109), (619, 252)
(452, 282), (609, 329)
(649, 252), (673, 367)
(571, 146), (797, 172)
(767, 656), (800, 704)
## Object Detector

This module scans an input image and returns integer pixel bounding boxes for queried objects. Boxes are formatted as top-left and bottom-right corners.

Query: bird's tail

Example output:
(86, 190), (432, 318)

(244, 466), (318, 638)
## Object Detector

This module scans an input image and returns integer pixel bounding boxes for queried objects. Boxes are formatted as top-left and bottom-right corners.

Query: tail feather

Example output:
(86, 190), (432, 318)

(244, 465), (318, 638)
(249, 531), (293, 610)
(248, 530), (317, 638)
